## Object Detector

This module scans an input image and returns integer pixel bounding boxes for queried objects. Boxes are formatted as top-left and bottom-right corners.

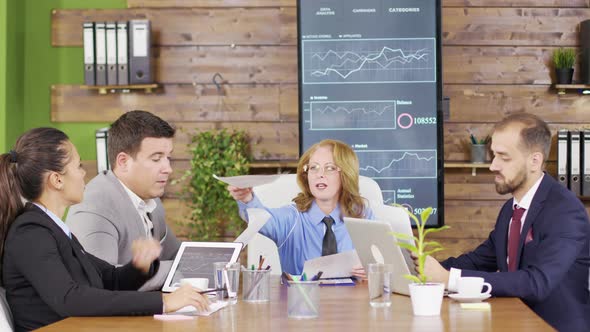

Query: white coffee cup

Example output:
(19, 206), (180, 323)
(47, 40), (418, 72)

(180, 277), (209, 290)
(457, 277), (492, 297)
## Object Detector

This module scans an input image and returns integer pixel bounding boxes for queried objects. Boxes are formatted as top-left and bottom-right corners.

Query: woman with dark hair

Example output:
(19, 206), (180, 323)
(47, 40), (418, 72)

(228, 139), (375, 276)
(0, 128), (209, 331)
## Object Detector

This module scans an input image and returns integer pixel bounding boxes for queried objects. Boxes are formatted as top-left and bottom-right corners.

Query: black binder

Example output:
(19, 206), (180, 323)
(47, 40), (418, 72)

(83, 22), (95, 85)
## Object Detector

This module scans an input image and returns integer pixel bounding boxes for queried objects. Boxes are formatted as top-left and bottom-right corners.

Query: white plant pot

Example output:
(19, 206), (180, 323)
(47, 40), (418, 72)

(409, 283), (445, 316)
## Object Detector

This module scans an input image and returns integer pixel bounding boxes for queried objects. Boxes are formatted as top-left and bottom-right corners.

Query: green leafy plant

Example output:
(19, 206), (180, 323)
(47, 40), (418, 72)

(553, 48), (576, 69)
(178, 129), (251, 241)
(391, 206), (449, 284)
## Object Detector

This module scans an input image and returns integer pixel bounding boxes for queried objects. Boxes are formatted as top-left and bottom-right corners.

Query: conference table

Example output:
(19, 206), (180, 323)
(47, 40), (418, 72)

(38, 278), (553, 331)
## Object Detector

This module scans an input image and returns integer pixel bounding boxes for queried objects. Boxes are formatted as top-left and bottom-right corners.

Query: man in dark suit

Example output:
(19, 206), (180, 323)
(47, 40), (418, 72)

(422, 113), (590, 331)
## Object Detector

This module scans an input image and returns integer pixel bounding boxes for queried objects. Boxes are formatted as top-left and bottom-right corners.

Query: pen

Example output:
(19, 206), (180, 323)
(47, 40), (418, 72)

(311, 271), (323, 281)
(265, 265), (271, 270)
(198, 287), (226, 295)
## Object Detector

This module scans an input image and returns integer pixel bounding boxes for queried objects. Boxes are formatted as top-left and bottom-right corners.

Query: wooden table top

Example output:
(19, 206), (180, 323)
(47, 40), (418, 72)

(37, 279), (553, 331)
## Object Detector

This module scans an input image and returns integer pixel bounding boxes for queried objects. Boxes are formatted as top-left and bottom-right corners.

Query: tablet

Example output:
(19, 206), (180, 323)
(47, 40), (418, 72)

(344, 213), (416, 296)
(162, 242), (243, 292)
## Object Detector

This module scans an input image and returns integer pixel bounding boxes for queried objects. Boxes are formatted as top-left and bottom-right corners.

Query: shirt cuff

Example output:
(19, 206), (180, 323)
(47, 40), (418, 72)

(447, 267), (462, 292)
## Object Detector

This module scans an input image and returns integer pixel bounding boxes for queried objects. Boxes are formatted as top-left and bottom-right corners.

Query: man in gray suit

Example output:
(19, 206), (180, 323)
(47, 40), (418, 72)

(67, 110), (181, 290)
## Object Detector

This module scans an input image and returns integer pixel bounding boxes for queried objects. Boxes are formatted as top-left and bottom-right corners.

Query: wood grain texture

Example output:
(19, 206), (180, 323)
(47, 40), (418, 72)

(443, 0), (590, 7)
(444, 84), (590, 122)
(443, 46), (583, 84)
(127, 0), (296, 8)
(155, 46), (297, 84)
(51, 84), (298, 122)
(443, 123), (590, 162)
(37, 282), (552, 332)
(54, 7), (590, 48)
(128, 0), (590, 9)
(52, 7), (296, 47)
(443, 8), (590, 46)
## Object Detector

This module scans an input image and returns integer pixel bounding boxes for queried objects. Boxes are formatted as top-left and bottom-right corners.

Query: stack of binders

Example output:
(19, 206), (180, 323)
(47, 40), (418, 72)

(557, 129), (590, 197)
(83, 20), (152, 86)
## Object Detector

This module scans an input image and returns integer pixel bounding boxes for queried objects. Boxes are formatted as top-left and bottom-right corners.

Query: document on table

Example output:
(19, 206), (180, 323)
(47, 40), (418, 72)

(213, 174), (280, 188)
(233, 208), (271, 247)
(173, 301), (228, 316)
(302, 250), (361, 279)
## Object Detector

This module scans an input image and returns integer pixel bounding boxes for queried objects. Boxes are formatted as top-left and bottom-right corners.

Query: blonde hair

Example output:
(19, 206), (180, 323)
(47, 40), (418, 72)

(293, 139), (366, 218)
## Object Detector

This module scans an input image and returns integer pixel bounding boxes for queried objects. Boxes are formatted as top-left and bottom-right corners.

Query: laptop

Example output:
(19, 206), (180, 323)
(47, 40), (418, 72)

(162, 241), (243, 292)
(344, 211), (416, 296)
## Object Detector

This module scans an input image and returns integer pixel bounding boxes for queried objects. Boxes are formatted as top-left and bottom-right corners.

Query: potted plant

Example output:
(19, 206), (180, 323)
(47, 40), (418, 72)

(177, 129), (251, 241)
(392, 206), (449, 316)
(553, 47), (576, 84)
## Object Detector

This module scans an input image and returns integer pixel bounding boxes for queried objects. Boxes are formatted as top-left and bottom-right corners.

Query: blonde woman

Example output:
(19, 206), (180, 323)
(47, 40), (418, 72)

(228, 139), (374, 275)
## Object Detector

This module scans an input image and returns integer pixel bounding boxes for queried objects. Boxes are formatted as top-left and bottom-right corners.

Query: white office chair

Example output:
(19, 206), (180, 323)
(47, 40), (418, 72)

(0, 287), (14, 332)
(247, 174), (384, 275)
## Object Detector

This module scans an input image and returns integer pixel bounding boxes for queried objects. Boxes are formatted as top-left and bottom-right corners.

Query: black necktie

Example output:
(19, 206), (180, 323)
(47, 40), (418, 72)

(322, 216), (337, 256)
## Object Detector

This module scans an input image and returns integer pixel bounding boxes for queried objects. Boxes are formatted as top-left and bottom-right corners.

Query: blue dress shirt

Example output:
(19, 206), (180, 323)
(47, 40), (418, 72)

(32, 202), (72, 238)
(238, 195), (374, 275)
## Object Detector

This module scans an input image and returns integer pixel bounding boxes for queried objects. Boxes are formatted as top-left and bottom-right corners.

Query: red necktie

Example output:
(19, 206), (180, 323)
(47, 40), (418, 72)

(508, 206), (526, 272)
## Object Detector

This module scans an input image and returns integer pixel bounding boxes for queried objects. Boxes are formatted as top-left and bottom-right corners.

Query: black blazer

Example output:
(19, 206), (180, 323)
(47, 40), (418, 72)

(442, 175), (590, 331)
(2, 204), (163, 331)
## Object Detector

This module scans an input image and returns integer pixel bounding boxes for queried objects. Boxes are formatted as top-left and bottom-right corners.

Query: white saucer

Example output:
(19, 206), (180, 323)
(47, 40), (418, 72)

(448, 293), (491, 303)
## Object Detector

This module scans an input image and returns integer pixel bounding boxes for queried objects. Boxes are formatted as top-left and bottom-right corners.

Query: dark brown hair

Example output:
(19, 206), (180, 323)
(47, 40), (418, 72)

(293, 139), (366, 218)
(107, 110), (175, 169)
(493, 112), (551, 162)
(0, 127), (71, 259)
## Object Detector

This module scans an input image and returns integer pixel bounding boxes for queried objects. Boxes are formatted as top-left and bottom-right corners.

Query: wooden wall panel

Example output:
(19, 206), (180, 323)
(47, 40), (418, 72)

(54, 1), (590, 259)
(443, 123), (590, 162)
(445, 85), (590, 123)
(443, 8), (590, 46)
(52, 8), (296, 47)
(51, 84), (298, 122)
(128, 0), (590, 9)
(54, 7), (590, 47)
(443, 0), (590, 7)
(156, 46), (297, 84)
(174, 122), (299, 160)
(127, 0), (295, 8)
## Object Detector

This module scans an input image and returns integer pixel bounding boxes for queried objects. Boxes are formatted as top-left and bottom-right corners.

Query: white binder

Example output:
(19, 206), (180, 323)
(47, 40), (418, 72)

(106, 22), (118, 85)
(83, 22), (95, 85)
(94, 22), (107, 85)
(95, 127), (110, 173)
(117, 21), (129, 85)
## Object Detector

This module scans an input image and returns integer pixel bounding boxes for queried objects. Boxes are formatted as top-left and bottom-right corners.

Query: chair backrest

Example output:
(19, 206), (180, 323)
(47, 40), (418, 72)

(248, 174), (383, 274)
(0, 287), (14, 332)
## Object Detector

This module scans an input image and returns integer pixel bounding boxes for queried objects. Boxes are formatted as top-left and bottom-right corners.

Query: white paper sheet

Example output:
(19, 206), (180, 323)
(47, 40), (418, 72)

(173, 301), (228, 316)
(302, 250), (362, 279)
(213, 174), (280, 188)
(233, 209), (271, 247)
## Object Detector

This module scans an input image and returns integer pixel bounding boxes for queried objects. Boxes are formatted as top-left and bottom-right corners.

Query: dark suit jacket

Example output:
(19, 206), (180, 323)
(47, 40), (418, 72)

(2, 204), (163, 331)
(442, 174), (590, 331)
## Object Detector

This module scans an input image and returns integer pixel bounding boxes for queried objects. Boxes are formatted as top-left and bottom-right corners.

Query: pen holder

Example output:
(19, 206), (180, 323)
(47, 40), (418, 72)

(470, 144), (487, 163)
(242, 268), (271, 303)
(287, 281), (320, 319)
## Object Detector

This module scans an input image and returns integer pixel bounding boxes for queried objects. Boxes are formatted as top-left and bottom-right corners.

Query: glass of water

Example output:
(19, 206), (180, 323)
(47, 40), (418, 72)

(368, 263), (392, 308)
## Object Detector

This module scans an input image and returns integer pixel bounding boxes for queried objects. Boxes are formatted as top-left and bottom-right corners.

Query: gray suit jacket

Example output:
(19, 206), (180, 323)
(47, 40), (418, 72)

(67, 171), (181, 290)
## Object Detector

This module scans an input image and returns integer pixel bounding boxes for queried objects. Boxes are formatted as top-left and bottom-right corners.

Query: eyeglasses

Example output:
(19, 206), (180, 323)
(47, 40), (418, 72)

(303, 163), (341, 175)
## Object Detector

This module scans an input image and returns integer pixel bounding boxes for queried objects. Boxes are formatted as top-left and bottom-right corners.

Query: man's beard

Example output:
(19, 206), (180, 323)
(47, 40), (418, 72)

(494, 168), (527, 195)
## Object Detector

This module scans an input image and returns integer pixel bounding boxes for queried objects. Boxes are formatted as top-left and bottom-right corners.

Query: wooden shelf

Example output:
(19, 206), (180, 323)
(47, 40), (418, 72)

(554, 84), (590, 95)
(81, 84), (159, 95)
(444, 162), (491, 176)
